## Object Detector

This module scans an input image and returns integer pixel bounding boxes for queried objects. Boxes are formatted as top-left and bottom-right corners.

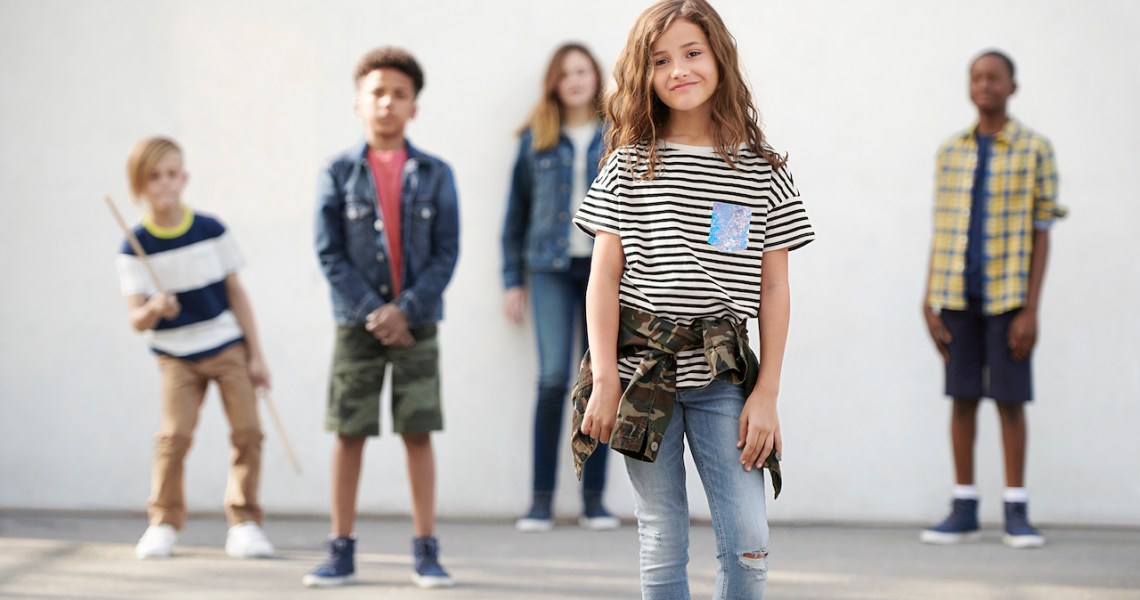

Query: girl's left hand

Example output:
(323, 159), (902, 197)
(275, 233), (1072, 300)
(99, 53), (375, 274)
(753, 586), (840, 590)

(581, 374), (622, 444)
(737, 393), (780, 471)
(502, 287), (527, 325)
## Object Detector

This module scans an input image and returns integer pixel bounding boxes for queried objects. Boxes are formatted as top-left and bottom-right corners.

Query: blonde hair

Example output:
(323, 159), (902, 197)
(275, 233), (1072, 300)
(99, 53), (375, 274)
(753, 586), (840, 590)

(522, 43), (604, 151)
(605, 0), (784, 178)
(126, 136), (181, 201)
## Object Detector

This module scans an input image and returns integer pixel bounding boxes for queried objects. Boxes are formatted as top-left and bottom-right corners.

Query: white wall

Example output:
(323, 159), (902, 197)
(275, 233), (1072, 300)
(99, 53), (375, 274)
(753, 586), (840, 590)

(1, 0), (1137, 527)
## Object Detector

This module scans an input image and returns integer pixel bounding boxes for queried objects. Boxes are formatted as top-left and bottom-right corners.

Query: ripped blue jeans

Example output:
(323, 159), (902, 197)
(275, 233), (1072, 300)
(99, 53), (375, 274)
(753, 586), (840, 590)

(625, 378), (769, 599)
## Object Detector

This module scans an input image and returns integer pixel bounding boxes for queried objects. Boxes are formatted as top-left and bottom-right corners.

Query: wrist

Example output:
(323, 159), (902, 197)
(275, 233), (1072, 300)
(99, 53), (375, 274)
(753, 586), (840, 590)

(392, 293), (416, 323)
(747, 382), (780, 403)
(591, 367), (619, 386)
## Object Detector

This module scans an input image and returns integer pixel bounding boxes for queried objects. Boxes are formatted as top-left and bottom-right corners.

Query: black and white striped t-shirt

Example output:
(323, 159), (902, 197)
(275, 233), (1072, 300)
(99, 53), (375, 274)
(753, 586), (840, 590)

(573, 141), (815, 388)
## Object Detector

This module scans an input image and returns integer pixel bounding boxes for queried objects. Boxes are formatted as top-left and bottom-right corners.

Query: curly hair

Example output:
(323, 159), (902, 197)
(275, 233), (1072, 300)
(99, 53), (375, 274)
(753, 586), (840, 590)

(971, 49), (1015, 79)
(605, 0), (784, 178)
(354, 46), (424, 95)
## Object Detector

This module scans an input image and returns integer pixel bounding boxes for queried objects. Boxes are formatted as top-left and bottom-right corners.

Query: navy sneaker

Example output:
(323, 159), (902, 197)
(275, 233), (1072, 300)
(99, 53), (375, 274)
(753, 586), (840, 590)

(920, 498), (982, 544)
(301, 536), (356, 587)
(516, 492), (554, 533)
(1003, 501), (1045, 548)
(579, 500), (620, 531)
(515, 504), (554, 533)
(412, 536), (454, 588)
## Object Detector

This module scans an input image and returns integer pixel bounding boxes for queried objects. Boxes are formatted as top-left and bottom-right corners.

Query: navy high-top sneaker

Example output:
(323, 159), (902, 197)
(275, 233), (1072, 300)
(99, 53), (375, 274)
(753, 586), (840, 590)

(1003, 501), (1045, 548)
(920, 498), (981, 544)
(301, 536), (356, 587)
(412, 535), (454, 588)
(516, 491), (554, 533)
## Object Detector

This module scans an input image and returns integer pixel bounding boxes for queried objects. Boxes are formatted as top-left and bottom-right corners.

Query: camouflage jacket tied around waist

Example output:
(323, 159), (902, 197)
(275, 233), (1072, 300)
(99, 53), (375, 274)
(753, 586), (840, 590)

(570, 306), (782, 499)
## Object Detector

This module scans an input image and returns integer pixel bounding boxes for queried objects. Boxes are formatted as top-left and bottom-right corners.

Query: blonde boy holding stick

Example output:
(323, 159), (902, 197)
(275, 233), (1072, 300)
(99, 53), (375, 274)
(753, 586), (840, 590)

(113, 136), (275, 559)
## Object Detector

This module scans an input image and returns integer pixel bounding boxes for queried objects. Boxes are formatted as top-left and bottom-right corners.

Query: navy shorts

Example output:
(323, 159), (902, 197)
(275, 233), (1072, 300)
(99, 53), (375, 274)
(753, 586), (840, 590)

(941, 299), (1033, 403)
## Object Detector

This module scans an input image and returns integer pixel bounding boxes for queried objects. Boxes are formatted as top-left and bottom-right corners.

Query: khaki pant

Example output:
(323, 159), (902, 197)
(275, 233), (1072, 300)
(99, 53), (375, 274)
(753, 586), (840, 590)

(151, 343), (263, 529)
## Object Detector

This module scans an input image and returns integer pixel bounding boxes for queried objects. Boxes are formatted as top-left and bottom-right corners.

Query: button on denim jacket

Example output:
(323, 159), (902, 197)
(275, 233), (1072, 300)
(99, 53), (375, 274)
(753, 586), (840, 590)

(501, 125), (604, 289)
(315, 140), (460, 327)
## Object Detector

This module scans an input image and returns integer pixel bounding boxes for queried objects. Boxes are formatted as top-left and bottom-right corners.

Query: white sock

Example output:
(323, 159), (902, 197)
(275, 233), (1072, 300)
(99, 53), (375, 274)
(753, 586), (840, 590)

(952, 485), (979, 500)
(1003, 487), (1029, 503)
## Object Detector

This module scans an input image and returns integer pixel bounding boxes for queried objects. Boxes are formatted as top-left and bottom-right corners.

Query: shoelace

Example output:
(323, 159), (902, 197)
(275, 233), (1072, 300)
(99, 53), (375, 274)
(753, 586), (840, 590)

(951, 501), (974, 519)
(1006, 504), (1032, 527)
(415, 541), (438, 564)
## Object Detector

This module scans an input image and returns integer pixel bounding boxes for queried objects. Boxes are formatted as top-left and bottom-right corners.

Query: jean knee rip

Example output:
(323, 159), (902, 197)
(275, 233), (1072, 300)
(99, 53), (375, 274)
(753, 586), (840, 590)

(738, 548), (769, 572)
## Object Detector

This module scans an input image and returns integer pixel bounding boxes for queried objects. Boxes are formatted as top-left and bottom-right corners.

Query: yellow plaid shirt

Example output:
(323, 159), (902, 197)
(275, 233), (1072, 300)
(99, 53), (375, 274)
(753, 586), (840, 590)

(927, 119), (1059, 315)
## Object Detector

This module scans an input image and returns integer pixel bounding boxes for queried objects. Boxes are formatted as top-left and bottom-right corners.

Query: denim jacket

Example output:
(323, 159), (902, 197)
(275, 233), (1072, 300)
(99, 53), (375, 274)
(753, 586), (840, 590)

(315, 139), (460, 327)
(501, 125), (604, 289)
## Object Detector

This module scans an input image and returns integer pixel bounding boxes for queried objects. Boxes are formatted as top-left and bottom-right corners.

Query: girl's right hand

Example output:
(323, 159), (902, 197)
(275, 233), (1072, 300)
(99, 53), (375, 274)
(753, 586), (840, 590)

(502, 287), (527, 325)
(580, 374), (622, 444)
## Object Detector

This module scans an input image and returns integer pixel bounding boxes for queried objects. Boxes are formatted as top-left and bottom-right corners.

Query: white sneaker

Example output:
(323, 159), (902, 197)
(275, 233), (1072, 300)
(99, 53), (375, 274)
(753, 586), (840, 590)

(135, 524), (177, 559)
(225, 522), (275, 558)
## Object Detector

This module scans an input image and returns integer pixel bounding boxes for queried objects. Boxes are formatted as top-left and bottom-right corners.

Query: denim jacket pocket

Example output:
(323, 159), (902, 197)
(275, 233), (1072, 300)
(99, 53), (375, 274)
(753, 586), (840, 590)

(343, 197), (381, 272)
(408, 200), (436, 261)
(344, 198), (373, 221)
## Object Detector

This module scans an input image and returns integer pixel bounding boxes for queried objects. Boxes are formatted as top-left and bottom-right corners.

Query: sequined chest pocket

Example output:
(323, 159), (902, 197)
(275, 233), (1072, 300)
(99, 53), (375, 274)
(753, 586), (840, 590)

(707, 201), (752, 252)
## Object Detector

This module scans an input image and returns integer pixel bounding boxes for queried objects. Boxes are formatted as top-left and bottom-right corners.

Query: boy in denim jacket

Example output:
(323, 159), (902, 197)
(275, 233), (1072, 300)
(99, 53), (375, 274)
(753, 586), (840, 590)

(305, 46), (460, 589)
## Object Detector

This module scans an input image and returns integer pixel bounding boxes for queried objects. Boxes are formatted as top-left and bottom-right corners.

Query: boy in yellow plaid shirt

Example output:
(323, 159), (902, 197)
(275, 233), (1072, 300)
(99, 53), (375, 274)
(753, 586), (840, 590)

(921, 50), (1061, 549)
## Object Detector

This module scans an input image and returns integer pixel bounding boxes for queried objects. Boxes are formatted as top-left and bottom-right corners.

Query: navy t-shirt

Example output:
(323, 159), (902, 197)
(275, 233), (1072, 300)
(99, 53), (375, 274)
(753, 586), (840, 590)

(965, 133), (992, 298)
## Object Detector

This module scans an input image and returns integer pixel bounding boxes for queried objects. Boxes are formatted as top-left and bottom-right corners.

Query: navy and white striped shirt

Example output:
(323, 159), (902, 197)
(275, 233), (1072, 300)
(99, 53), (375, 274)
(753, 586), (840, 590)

(574, 142), (815, 387)
(115, 210), (245, 360)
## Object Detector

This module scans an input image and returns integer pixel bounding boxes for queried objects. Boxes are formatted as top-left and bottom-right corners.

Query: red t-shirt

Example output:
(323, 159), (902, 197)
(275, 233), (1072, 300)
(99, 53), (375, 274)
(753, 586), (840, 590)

(367, 147), (407, 297)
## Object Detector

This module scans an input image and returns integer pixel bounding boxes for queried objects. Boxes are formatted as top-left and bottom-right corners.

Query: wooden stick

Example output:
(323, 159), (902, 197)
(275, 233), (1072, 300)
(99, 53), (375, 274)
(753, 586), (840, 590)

(259, 389), (302, 475)
(103, 195), (166, 294)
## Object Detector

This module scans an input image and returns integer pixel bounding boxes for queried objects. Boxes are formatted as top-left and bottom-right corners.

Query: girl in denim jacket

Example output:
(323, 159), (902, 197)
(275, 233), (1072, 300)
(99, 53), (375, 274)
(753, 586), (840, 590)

(500, 43), (619, 533)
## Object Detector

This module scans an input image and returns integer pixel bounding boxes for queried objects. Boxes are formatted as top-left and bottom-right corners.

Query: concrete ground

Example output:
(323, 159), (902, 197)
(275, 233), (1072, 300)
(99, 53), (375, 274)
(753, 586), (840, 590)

(1, 512), (1138, 599)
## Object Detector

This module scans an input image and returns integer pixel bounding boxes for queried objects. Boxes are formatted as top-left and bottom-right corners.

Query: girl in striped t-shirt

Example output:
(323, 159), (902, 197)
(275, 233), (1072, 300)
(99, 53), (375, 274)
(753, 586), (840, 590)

(573, 1), (814, 597)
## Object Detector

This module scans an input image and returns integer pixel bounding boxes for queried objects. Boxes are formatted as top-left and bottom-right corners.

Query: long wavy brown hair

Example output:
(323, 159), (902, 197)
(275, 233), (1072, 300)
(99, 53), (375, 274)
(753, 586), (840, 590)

(605, 0), (784, 177)
(522, 43), (604, 151)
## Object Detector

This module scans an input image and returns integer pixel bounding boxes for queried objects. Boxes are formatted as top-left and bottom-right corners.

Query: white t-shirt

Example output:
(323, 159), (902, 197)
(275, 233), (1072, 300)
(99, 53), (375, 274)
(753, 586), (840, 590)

(565, 122), (598, 258)
(573, 141), (815, 387)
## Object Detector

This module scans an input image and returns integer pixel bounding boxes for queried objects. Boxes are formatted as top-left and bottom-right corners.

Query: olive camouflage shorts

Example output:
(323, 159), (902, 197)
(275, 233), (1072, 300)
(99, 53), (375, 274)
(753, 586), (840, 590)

(325, 324), (442, 436)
